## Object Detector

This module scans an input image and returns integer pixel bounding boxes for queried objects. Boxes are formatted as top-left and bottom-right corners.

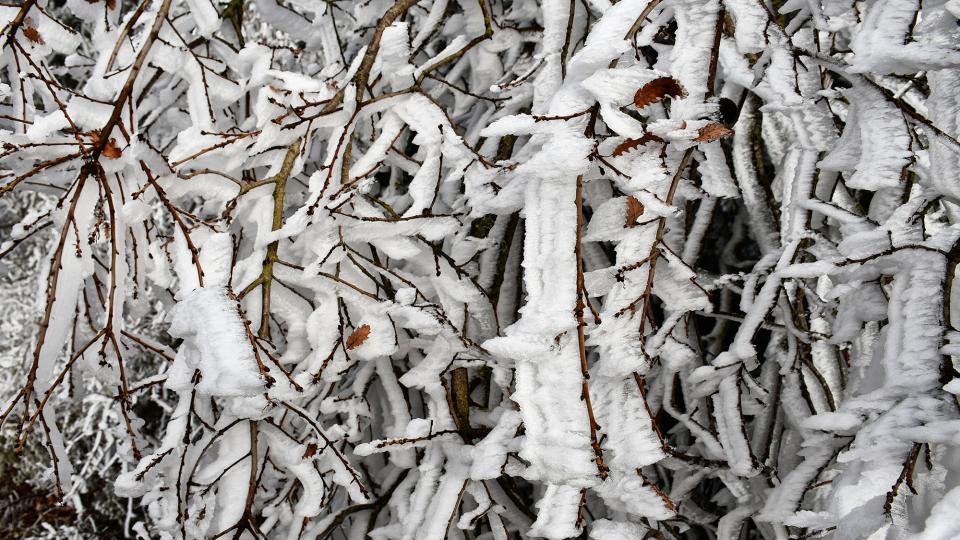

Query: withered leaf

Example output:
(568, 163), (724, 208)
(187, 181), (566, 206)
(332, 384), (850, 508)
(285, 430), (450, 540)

(23, 26), (44, 45)
(103, 138), (122, 159)
(625, 196), (645, 228)
(695, 122), (734, 143)
(345, 324), (371, 350)
(612, 133), (664, 157)
(633, 77), (686, 109)
(302, 443), (318, 459)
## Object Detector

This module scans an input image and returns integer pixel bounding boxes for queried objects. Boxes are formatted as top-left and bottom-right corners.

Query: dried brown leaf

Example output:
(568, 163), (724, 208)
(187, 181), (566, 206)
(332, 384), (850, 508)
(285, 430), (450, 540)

(303, 443), (318, 459)
(612, 133), (664, 157)
(23, 26), (44, 45)
(346, 324), (371, 350)
(633, 77), (686, 109)
(625, 196), (645, 228)
(103, 138), (122, 159)
(695, 122), (734, 143)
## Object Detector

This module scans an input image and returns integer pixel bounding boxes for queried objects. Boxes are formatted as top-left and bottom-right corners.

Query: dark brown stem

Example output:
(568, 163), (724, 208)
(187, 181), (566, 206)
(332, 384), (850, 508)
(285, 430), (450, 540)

(575, 174), (608, 480)
(92, 0), (174, 160)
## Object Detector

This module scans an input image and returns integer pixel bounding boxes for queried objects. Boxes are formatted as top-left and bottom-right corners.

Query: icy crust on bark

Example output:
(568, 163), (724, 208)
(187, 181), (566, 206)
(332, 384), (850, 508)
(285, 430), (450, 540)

(166, 286), (265, 397)
(819, 82), (913, 191)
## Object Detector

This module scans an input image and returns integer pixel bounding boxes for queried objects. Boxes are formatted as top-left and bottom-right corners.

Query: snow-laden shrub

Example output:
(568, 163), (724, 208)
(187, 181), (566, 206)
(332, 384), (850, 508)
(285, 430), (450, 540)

(4, 0), (960, 538)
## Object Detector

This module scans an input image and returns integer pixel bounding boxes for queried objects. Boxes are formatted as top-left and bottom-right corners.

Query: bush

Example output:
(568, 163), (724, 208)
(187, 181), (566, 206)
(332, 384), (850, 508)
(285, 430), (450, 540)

(3, 0), (960, 538)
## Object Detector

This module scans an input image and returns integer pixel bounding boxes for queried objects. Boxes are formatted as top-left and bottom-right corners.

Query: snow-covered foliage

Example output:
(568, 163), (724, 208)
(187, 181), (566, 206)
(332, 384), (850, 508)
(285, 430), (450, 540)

(4, 0), (960, 538)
